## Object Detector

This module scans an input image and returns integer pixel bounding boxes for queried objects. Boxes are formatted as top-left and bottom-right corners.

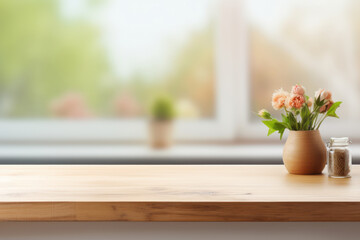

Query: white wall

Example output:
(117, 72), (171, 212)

(0, 223), (359, 240)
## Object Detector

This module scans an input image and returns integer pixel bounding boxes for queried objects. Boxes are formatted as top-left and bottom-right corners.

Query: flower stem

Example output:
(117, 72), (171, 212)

(313, 113), (319, 130)
(316, 114), (328, 130)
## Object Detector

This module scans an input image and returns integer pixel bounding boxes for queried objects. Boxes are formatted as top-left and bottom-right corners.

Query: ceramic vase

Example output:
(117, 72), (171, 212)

(283, 130), (327, 175)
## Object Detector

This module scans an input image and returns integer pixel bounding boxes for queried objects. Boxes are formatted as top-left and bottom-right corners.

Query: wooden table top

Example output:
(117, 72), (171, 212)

(0, 165), (359, 222)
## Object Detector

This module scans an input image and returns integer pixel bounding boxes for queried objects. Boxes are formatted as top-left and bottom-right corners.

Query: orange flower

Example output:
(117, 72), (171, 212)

(319, 100), (334, 113)
(286, 94), (305, 110)
(291, 84), (305, 95)
(272, 88), (289, 110)
(315, 89), (332, 101)
(307, 97), (314, 108)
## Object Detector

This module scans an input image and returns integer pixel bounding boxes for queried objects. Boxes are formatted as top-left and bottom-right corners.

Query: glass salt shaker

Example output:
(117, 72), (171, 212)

(327, 137), (352, 178)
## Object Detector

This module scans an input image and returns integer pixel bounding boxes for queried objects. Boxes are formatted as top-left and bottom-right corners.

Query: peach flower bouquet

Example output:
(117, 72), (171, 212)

(258, 85), (342, 139)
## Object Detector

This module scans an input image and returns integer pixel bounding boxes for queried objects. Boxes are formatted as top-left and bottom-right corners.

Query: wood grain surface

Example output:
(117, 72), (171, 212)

(0, 165), (360, 222)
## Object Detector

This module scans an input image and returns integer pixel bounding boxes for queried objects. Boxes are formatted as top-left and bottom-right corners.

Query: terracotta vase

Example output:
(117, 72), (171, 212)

(283, 130), (327, 175)
(149, 120), (173, 149)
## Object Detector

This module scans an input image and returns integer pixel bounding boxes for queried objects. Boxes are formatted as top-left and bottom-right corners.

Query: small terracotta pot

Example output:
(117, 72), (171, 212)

(149, 120), (173, 149)
(283, 130), (327, 175)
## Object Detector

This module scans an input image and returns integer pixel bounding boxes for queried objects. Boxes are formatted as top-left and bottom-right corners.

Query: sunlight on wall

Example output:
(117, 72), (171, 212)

(249, 0), (360, 121)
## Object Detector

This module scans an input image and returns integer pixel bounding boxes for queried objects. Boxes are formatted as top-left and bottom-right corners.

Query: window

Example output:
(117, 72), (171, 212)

(1, 0), (358, 142)
(239, 0), (360, 139)
(0, 0), (237, 142)
(1, 0), (217, 119)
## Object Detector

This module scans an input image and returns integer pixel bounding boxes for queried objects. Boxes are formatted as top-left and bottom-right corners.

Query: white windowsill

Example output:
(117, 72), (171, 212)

(0, 144), (359, 164)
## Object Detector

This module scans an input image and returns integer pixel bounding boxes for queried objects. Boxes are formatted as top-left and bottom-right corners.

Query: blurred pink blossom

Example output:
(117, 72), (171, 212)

(114, 92), (141, 117)
(50, 93), (93, 119)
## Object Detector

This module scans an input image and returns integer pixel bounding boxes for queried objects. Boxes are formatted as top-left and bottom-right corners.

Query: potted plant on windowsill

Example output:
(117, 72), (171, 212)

(149, 96), (176, 149)
(258, 85), (342, 175)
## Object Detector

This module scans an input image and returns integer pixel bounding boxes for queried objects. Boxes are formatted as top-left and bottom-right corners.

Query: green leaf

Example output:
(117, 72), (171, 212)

(262, 119), (276, 129)
(308, 113), (319, 130)
(267, 128), (276, 136)
(288, 112), (297, 130)
(279, 128), (285, 140)
(281, 114), (291, 129)
(300, 106), (306, 118)
(326, 101), (342, 118)
(300, 106), (311, 130)
(300, 105), (308, 119)
(262, 119), (283, 130)
(262, 119), (287, 139)
(303, 117), (312, 130)
(318, 99), (326, 108)
(315, 96), (326, 109)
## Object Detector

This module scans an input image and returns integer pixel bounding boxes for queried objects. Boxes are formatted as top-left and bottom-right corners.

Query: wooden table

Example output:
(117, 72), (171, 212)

(0, 165), (359, 222)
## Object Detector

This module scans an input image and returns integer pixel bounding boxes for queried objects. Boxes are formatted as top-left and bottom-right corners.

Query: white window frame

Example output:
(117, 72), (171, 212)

(0, 0), (239, 143)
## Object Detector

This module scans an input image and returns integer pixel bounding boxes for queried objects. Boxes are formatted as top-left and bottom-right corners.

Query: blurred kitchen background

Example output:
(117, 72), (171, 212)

(0, 0), (360, 163)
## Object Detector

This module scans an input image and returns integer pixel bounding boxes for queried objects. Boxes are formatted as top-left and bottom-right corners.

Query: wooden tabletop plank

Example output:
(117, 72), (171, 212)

(0, 165), (359, 222)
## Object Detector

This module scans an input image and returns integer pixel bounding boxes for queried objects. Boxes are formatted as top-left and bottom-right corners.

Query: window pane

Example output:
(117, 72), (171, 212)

(248, 0), (359, 121)
(0, 0), (216, 119)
